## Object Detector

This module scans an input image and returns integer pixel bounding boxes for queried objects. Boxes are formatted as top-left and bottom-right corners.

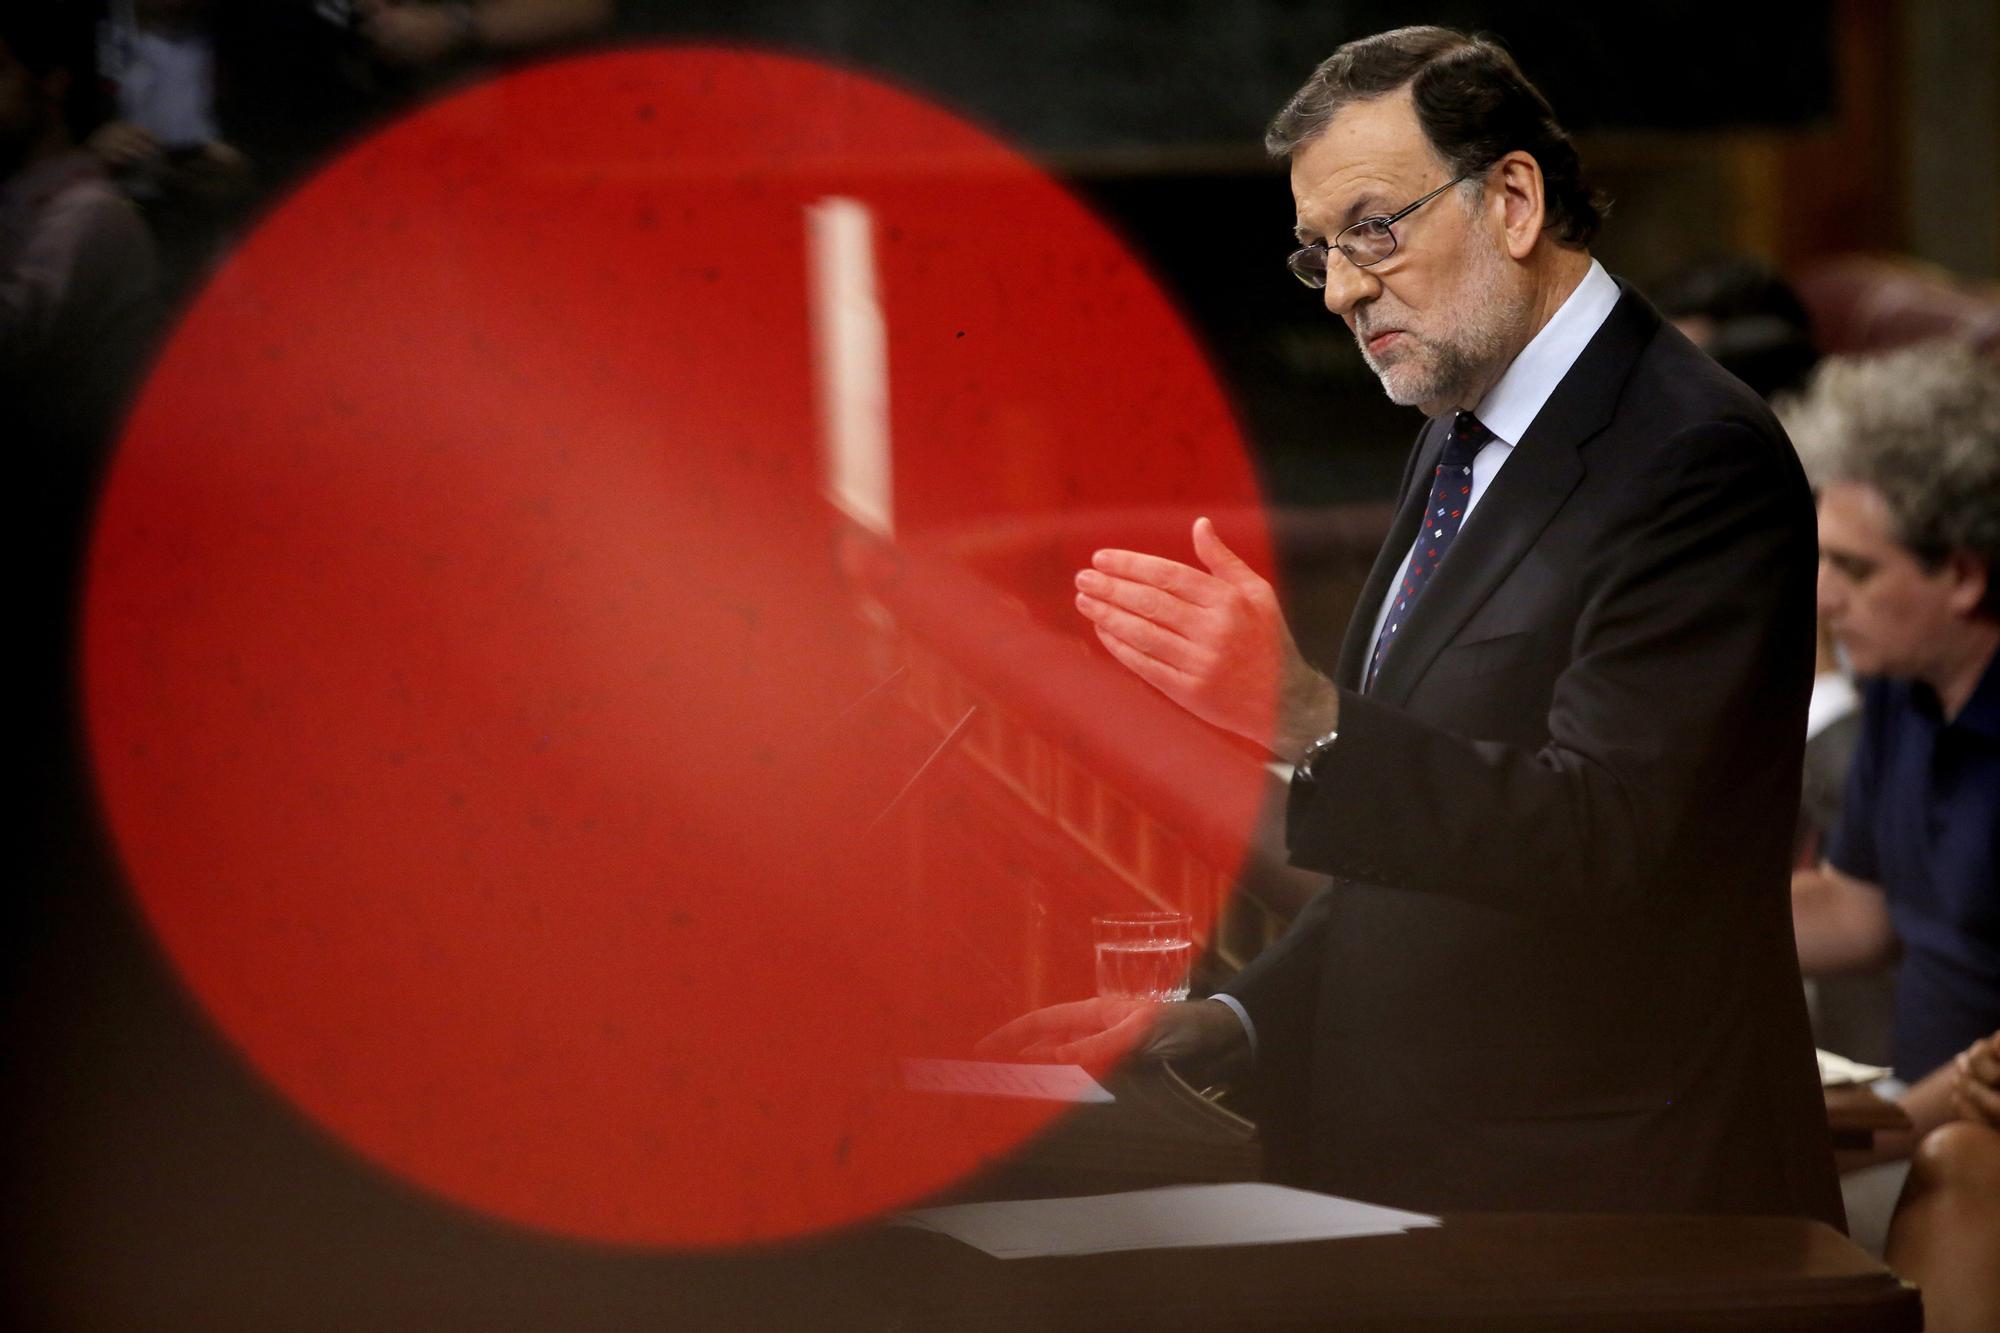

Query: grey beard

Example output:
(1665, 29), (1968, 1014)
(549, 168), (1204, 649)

(1362, 258), (1521, 409)
(1367, 335), (1484, 408)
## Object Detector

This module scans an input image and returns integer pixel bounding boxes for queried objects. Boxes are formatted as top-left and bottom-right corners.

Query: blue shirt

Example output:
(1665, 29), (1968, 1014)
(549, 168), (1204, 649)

(1827, 650), (2000, 1080)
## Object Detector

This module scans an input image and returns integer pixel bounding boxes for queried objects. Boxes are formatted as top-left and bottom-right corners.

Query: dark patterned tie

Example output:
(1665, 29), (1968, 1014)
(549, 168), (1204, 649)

(1364, 412), (1493, 691)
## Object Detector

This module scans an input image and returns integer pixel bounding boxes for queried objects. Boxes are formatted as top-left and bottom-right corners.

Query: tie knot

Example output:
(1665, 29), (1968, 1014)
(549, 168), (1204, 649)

(1452, 411), (1493, 446)
(1440, 411), (1490, 468)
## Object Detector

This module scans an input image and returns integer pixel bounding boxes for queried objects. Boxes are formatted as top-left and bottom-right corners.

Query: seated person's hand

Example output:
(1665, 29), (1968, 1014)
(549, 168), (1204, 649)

(975, 996), (1247, 1076)
(85, 120), (163, 170)
(1950, 1030), (2000, 1128)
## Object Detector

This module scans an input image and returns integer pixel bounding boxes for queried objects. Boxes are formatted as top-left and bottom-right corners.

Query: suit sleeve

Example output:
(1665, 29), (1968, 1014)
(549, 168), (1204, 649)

(1217, 879), (1340, 1065)
(1284, 420), (1814, 921)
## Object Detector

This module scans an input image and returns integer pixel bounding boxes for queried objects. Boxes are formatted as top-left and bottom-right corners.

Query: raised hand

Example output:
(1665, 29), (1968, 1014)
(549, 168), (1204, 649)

(1074, 517), (1336, 760)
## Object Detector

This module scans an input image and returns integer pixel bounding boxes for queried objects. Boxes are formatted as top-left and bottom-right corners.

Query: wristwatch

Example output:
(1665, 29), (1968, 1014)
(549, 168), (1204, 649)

(1294, 728), (1340, 784)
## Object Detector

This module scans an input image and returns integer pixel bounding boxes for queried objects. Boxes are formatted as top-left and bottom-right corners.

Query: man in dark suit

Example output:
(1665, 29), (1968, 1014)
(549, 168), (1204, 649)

(992, 27), (1842, 1227)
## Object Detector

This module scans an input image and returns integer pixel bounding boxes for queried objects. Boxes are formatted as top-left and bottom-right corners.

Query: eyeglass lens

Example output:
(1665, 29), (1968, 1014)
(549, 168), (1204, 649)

(1340, 219), (1396, 265)
(1287, 219), (1400, 289)
(1287, 247), (1327, 286)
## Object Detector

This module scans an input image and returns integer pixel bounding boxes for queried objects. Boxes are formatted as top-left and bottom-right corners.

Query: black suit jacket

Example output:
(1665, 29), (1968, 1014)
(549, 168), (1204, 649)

(1228, 284), (1844, 1227)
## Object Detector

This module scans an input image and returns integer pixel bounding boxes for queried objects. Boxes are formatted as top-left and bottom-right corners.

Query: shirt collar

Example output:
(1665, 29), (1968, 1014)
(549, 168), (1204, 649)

(1472, 258), (1620, 446)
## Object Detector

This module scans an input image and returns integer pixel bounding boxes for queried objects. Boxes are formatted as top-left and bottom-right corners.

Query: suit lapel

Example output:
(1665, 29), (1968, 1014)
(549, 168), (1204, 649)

(1365, 285), (1660, 706)
(1336, 417), (1447, 689)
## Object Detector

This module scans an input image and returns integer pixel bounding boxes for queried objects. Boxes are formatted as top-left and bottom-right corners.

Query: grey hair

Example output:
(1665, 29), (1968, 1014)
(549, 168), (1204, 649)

(1781, 340), (2000, 612)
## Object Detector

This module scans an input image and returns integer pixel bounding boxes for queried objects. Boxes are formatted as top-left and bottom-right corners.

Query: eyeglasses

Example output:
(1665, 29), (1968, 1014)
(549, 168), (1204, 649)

(1286, 174), (1472, 288)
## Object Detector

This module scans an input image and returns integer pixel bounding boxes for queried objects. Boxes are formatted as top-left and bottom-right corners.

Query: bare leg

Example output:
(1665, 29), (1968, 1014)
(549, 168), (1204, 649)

(1885, 1120), (2000, 1333)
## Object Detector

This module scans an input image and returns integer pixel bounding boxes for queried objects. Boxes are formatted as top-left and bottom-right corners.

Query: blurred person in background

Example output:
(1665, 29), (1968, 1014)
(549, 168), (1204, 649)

(80, 1), (614, 293)
(3, 7), (157, 454)
(208, 0), (614, 194)
(1785, 342), (2000, 1292)
(89, 0), (253, 303)
(91, 0), (254, 300)
(1656, 253), (1820, 402)
(91, 2), (249, 192)
(4, 5), (159, 851)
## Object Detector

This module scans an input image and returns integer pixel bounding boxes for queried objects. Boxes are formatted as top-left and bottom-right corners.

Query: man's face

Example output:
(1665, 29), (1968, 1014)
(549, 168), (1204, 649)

(1817, 481), (1969, 679)
(1289, 87), (1526, 415)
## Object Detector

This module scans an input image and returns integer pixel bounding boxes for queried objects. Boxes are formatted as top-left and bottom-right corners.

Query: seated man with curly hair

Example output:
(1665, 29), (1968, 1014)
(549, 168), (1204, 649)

(1784, 340), (2000, 1331)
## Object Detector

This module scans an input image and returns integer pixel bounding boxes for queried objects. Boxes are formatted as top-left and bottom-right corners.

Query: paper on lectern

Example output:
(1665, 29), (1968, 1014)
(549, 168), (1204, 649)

(899, 1058), (1115, 1103)
(896, 1182), (1439, 1258)
(1817, 1048), (1893, 1087)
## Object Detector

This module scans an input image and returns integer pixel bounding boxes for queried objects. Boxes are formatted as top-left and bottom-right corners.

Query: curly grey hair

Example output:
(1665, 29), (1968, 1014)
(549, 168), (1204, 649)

(1781, 340), (2000, 615)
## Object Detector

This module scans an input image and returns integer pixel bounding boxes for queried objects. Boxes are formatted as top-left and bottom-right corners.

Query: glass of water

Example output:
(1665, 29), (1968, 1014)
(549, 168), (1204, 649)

(1091, 911), (1193, 1002)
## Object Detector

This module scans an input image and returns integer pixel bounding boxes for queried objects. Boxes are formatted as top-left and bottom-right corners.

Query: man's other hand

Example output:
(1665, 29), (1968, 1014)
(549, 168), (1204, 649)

(1074, 517), (1336, 761)
(975, 996), (1247, 1074)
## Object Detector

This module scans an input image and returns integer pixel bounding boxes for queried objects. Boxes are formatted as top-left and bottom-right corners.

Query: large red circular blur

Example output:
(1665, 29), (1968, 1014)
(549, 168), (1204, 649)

(84, 48), (1270, 1246)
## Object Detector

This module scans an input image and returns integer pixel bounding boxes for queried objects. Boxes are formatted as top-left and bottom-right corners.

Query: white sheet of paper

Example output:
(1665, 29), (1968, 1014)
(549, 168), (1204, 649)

(1817, 1047), (1893, 1087)
(899, 1058), (1114, 1103)
(896, 1183), (1439, 1258)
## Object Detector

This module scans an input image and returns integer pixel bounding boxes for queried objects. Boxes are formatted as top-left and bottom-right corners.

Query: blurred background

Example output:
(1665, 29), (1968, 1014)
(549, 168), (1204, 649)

(9, 1), (1997, 1327)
